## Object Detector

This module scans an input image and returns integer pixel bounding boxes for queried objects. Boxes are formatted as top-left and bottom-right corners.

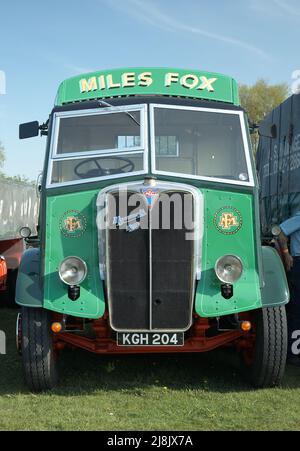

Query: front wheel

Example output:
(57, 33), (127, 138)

(21, 307), (58, 392)
(241, 306), (287, 388)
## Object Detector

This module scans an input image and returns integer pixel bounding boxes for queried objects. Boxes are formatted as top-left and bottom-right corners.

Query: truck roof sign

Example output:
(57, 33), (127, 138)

(55, 67), (240, 106)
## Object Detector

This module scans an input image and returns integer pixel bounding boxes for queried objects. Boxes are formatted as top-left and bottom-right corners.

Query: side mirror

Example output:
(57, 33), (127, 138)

(249, 122), (259, 135)
(258, 123), (277, 139)
(19, 121), (40, 139)
(271, 225), (281, 237)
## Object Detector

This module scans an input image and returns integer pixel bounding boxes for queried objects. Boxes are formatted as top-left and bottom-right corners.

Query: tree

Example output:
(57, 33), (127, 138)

(239, 79), (289, 124)
(0, 141), (34, 184)
(0, 141), (5, 168)
(239, 80), (289, 152)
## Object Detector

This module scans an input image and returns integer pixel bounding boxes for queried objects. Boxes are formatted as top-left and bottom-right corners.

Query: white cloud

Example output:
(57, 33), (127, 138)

(105, 0), (271, 60)
(41, 53), (93, 75)
(248, 0), (274, 13)
(273, 0), (300, 16)
(63, 63), (93, 75)
(249, 0), (300, 18)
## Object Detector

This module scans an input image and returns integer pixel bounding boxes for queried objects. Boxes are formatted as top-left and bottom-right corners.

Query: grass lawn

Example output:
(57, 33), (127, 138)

(1, 308), (300, 431)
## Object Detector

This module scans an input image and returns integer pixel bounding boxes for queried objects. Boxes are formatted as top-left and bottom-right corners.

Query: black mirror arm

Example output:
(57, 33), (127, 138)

(249, 122), (259, 135)
(39, 120), (49, 136)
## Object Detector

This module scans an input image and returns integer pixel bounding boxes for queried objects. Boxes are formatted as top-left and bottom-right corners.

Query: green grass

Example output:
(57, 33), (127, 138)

(1, 308), (300, 431)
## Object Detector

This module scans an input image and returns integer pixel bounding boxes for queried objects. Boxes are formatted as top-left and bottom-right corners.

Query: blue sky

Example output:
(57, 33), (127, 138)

(0, 0), (299, 179)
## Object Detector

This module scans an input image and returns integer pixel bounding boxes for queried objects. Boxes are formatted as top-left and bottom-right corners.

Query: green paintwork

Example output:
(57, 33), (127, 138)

(39, 182), (288, 319)
(16, 248), (43, 307)
(56, 67), (240, 106)
(260, 246), (289, 307)
(195, 189), (262, 317)
(43, 190), (105, 318)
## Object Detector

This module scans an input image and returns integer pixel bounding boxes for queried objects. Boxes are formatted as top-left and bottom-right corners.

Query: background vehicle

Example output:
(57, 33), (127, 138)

(18, 67), (289, 392)
(0, 179), (38, 305)
(256, 93), (300, 237)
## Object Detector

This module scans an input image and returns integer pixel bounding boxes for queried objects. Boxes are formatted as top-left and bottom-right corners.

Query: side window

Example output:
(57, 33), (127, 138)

(117, 136), (141, 149)
(156, 136), (178, 157)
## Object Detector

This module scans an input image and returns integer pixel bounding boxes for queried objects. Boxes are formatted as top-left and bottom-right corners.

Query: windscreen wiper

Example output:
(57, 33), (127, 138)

(97, 100), (140, 126)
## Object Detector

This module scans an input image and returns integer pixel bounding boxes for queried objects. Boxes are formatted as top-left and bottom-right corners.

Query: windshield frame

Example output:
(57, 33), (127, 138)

(46, 101), (255, 189)
(46, 104), (148, 188)
(150, 103), (255, 187)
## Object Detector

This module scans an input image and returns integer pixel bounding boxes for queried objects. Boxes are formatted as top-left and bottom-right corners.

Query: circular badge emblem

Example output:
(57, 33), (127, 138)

(59, 210), (87, 238)
(142, 187), (159, 209)
(213, 206), (243, 235)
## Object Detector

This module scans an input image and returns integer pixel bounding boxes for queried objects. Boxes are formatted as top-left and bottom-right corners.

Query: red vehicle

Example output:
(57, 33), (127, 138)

(0, 255), (7, 292)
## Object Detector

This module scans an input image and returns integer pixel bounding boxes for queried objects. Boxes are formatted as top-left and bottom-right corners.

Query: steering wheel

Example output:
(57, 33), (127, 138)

(74, 157), (135, 179)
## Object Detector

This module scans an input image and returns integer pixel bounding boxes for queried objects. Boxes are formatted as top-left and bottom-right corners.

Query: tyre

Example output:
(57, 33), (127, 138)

(7, 269), (18, 307)
(241, 306), (287, 388)
(0, 269), (18, 308)
(21, 307), (58, 392)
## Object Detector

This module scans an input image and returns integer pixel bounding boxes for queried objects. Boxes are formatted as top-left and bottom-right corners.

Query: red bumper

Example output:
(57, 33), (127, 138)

(53, 315), (247, 355)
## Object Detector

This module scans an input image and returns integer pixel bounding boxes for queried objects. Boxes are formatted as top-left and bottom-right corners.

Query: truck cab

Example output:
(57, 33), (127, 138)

(17, 68), (289, 391)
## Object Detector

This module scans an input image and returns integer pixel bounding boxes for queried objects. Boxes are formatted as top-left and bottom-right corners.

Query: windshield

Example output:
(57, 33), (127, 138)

(47, 103), (252, 187)
(56, 110), (141, 155)
(49, 105), (147, 185)
(152, 105), (250, 183)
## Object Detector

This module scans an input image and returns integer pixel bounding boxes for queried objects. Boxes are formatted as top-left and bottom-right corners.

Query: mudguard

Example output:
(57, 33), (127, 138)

(260, 246), (289, 307)
(16, 248), (43, 308)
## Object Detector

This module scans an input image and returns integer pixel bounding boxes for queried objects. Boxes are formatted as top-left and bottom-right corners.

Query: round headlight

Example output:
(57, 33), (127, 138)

(215, 255), (243, 284)
(271, 225), (282, 237)
(19, 227), (32, 238)
(59, 257), (87, 286)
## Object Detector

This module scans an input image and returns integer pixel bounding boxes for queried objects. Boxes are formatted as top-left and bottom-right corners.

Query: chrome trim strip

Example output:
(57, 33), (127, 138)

(149, 206), (153, 331)
(47, 169), (147, 190)
(52, 147), (144, 161)
(49, 150), (144, 163)
(16, 313), (22, 356)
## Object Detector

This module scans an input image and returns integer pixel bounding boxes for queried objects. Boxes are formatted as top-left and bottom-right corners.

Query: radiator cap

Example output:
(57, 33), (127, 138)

(143, 177), (157, 187)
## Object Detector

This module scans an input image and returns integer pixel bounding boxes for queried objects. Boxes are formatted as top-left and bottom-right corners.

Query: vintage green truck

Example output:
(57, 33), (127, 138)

(17, 67), (289, 391)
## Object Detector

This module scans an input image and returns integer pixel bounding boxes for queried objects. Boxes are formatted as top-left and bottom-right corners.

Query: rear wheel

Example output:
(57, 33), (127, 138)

(21, 307), (58, 392)
(0, 269), (18, 308)
(241, 306), (287, 388)
(7, 269), (18, 306)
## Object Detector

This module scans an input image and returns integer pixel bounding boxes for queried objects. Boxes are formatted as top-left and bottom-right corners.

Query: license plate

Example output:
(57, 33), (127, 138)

(117, 332), (184, 347)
